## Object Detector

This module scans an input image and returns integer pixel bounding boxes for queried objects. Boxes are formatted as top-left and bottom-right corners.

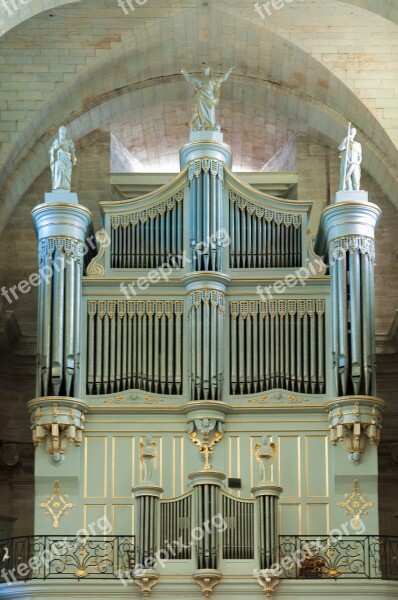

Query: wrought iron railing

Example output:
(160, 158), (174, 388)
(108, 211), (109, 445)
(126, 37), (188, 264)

(279, 535), (398, 580)
(1, 534), (398, 582)
(0, 536), (135, 582)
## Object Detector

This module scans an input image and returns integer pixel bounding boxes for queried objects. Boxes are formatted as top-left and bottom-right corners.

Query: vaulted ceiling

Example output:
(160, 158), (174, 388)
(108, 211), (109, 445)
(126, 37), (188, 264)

(1, 0), (398, 236)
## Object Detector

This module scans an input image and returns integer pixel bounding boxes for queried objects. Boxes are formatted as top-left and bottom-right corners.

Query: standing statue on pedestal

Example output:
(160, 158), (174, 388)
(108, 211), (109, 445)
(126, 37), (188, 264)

(255, 436), (276, 483)
(140, 437), (158, 484)
(49, 126), (77, 191)
(339, 123), (362, 191)
(181, 66), (235, 131)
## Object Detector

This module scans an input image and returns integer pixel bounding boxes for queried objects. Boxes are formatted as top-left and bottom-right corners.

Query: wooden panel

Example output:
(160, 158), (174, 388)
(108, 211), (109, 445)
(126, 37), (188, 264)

(84, 437), (107, 498)
(83, 505), (107, 531)
(305, 436), (329, 498)
(279, 503), (302, 535)
(112, 437), (134, 499)
(278, 436), (300, 497)
(306, 503), (329, 535)
(112, 505), (134, 535)
(172, 436), (184, 497)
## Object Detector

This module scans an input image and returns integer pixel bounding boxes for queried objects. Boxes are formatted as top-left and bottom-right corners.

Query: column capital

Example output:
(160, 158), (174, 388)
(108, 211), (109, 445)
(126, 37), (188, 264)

(32, 201), (93, 243)
(315, 201), (381, 257)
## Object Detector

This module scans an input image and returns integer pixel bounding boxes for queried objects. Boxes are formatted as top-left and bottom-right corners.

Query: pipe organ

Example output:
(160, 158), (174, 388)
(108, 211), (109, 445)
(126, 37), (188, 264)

(329, 236), (376, 396)
(229, 191), (302, 269)
(188, 159), (224, 271)
(86, 299), (183, 395)
(230, 299), (325, 395)
(29, 127), (385, 598)
(32, 204), (94, 398)
(110, 190), (184, 269)
(188, 290), (224, 401)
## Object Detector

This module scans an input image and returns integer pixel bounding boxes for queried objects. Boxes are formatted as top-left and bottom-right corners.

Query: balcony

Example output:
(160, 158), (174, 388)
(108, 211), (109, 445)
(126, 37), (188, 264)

(1, 535), (397, 584)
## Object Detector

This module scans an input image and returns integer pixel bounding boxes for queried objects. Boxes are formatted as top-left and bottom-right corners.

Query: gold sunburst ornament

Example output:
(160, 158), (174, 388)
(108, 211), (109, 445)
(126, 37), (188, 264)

(39, 480), (74, 528)
(338, 479), (374, 528)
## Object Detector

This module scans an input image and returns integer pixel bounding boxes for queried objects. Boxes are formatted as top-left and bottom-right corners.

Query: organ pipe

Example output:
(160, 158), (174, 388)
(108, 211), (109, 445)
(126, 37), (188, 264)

(86, 299), (184, 395)
(229, 191), (303, 269)
(37, 237), (85, 398)
(188, 290), (225, 401)
(329, 236), (376, 397)
(230, 299), (326, 395)
(188, 159), (224, 271)
(110, 191), (184, 269)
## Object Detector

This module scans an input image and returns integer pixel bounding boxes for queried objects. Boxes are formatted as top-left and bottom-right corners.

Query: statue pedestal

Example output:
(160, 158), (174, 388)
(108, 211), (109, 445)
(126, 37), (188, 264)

(189, 129), (224, 143)
(45, 190), (78, 204)
(335, 190), (368, 204)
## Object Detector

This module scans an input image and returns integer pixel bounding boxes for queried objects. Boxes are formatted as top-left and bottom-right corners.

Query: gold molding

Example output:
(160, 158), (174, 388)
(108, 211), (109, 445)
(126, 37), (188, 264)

(39, 480), (74, 529)
(338, 480), (374, 527)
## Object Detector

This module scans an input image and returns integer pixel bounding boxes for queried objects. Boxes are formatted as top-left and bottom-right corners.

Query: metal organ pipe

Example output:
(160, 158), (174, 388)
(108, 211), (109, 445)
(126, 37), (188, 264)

(188, 291), (224, 401)
(35, 233), (88, 398)
(110, 191), (184, 269)
(86, 300), (184, 395)
(230, 299), (326, 395)
(188, 159), (224, 272)
(228, 192), (303, 269)
(328, 236), (376, 397)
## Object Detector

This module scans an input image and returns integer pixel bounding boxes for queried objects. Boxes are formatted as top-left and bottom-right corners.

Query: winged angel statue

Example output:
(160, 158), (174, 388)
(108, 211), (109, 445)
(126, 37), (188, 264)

(255, 436), (276, 483)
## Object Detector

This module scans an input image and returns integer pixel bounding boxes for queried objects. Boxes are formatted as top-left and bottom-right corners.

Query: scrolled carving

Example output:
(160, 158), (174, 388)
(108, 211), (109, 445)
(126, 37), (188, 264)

(134, 573), (159, 597)
(86, 229), (109, 277)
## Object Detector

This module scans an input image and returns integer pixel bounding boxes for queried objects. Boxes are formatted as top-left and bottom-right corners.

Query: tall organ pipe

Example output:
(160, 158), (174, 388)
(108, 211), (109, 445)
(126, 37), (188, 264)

(229, 299), (326, 395)
(33, 203), (93, 400)
(328, 236), (377, 397)
(188, 159), (224, 272)
(86, 300), (184, 395)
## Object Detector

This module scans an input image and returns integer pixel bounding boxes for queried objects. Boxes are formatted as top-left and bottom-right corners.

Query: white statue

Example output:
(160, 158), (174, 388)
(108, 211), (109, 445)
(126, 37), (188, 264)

(140, 437), (158, 483)
(339, 124), (362, 191)
(49, 126), (77, 191)
(255, 436), (276, 483)
(181, 66), (235, 131)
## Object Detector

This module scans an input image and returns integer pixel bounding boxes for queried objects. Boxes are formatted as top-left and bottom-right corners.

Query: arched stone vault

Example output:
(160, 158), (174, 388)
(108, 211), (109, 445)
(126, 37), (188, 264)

(2, 0), (398, 235)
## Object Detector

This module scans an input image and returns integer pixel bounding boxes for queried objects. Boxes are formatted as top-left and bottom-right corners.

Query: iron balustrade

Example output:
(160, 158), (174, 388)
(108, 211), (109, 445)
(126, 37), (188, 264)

(1, 534), (398, 582)
(279, 535), (398, 580)
(0, 536), (135, 582)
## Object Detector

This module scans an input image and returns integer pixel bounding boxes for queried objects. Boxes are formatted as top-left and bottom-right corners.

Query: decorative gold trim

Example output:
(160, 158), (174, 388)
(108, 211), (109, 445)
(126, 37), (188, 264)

(39, 480), (74, 528)
(248, 393), (309, 405)
(193, 572), (221, 598)
(338, 480), (374, 527)
(32, 203), (93, 216)
(134, 573), (159, 597)
(86, 230), (107, 277)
